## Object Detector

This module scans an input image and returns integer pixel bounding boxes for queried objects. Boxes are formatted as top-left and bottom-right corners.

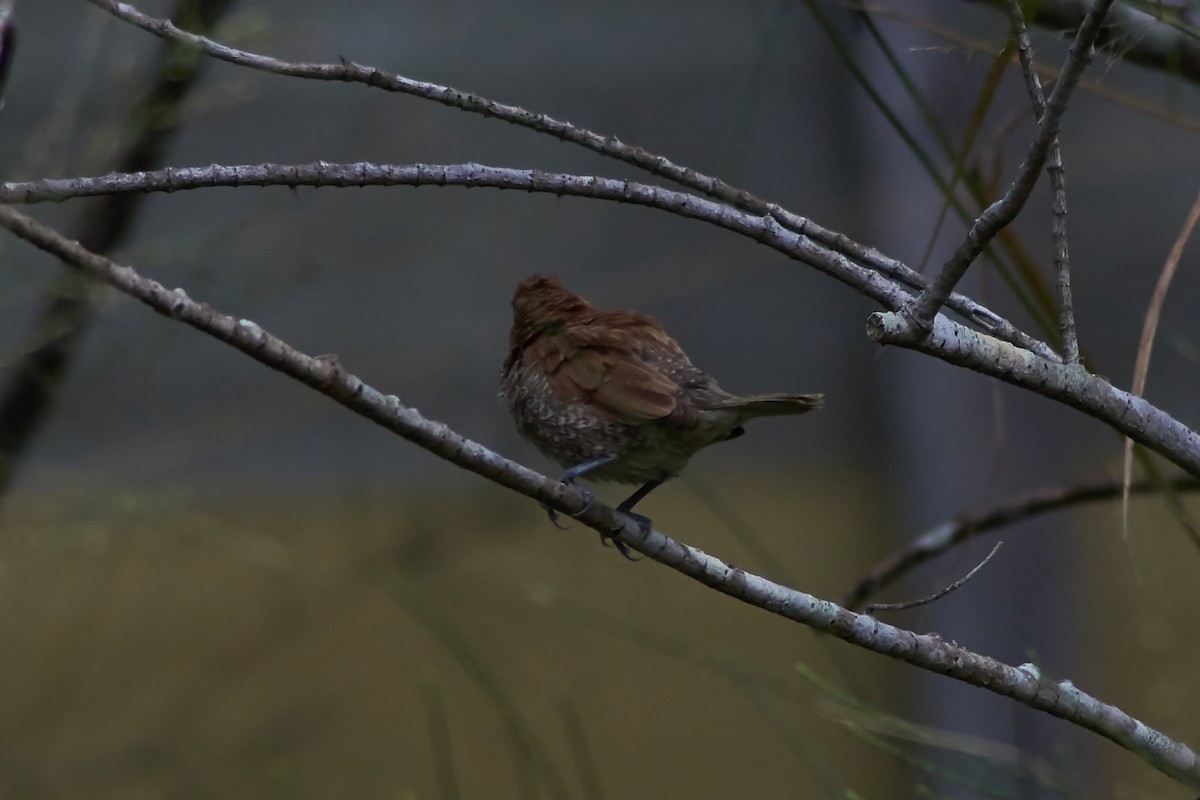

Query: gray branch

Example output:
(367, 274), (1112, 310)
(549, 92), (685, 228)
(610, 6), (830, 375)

(1007, 0), (1080, 364)
(866, 310), (1200, 475)
(1, 203), (1196, 788)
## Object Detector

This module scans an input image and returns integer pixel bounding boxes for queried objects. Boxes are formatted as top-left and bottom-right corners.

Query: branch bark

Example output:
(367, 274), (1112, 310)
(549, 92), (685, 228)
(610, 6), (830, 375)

(866, 310), (1200, 476)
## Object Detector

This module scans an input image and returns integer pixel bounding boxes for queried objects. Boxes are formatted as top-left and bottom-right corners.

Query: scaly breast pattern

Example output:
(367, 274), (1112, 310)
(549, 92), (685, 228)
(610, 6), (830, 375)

(500, 361), (740, 485)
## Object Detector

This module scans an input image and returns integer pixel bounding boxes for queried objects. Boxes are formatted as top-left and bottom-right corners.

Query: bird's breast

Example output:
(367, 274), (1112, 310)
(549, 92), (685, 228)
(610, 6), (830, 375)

(500, 359), (743, 484)
(501, 361), (644, 473)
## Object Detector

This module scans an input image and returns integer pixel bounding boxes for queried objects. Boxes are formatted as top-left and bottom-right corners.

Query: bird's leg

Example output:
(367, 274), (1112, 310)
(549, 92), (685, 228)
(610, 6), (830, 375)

(617, 478), (665, 516)
(543, 455), (615, 529)
(559, 456), (615, 485)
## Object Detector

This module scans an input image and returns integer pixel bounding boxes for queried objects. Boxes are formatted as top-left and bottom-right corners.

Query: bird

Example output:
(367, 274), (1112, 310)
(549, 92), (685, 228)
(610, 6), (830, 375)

(500, 275), (823, 557)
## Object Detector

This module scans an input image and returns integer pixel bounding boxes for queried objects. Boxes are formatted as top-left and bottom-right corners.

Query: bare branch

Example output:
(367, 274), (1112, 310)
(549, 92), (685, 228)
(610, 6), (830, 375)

(1, 203), (1197, 788)
(867, 542), (1003, 614)
(906, 0), (1115, 331)
(844, 476), (1200, 612)
(1047, 153), (1076, 362)
(1006, 0), (1079, 364)
(867, 310), (1200, 476)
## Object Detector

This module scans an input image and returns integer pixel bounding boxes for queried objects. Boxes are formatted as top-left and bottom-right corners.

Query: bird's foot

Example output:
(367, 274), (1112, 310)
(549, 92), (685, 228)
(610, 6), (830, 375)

(542, 482), (595, 530)
(602, 508), (651, 561)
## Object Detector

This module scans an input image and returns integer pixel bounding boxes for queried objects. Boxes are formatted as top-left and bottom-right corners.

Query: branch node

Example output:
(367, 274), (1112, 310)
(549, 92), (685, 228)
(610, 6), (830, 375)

(866, 310), (926, 346)
(170, 287), (190, 316)
(1018, 662), (1042, 680)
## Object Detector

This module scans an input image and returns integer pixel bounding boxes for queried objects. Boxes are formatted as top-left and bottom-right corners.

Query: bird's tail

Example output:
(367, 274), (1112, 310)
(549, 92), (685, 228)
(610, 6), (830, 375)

(705, 392), (824, 417)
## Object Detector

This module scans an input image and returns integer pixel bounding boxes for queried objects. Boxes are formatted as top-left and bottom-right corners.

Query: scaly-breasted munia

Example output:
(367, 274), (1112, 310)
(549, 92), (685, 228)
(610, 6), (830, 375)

(500, 275), (823, 556)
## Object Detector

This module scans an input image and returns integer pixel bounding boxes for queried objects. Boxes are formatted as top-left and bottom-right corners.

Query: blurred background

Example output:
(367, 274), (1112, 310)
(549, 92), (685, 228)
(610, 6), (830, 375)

(1, 0), (1199, 797)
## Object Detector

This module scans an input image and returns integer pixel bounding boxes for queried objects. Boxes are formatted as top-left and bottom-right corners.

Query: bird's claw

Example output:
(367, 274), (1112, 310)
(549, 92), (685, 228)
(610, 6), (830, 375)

(542, 485), (596, 530)
(543, 504), (567, 530)
(541, 474), (648, 562)
(601, 509), (651, 561)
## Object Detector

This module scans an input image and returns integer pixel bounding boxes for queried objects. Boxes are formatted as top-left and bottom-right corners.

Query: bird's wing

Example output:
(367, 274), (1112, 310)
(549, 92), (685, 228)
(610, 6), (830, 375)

(527, 312), (683, 421)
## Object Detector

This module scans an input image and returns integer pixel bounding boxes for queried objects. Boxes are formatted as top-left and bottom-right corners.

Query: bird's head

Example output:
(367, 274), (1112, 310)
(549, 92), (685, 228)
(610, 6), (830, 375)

(510, 275), (590, 336)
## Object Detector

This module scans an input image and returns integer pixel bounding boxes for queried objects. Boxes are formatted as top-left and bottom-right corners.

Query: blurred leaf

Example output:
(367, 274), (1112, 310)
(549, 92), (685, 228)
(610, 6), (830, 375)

(556, 599), (845, 795)
(421, 674), (462, 800)
(380, 574), (572, 800)
(798, 665), (1070, 796)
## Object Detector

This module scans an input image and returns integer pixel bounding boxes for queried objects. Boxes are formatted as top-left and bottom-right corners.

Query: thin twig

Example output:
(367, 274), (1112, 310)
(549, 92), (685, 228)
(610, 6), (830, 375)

(867, 542), (1003, 614)
(1006, 0), (1079, 365)
(0, 204), (1197, 788)
(906, 0), (1115, 331)
(843, 476), (1200, 611)
(1047, 149), (1075, 362)
(84, 0), (1060, 363)
(1123, 189), (1200, 549)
